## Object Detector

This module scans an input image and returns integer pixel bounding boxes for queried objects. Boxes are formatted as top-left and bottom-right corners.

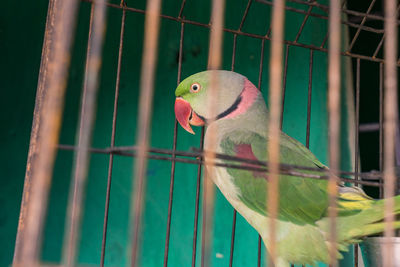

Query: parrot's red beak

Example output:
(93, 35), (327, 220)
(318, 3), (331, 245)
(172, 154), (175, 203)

(174, 97), (204, 134)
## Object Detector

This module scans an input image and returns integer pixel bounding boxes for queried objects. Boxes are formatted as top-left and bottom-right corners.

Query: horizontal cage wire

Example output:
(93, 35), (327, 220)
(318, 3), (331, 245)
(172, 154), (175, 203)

(12, 0), (399, 267)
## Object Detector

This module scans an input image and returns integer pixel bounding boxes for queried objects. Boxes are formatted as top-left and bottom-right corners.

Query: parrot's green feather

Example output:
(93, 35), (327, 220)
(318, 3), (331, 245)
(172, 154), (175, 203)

(220, 130), (329, 225)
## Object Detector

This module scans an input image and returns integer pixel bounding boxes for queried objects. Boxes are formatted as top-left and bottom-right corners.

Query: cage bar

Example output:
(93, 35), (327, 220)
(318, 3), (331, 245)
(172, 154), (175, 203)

(12, 0), (400, 266)
(13, 0), (80, 265)
(228, 3), (253, 265)
(62, 1), (108, 265)
(353, 57), (361, 267)
(383, 0), (399, 265)
(100, 1), (127, 266)
(129, 0), (162, 265)
(257, 37), (267, 267)
(267, 0), (286, 265)
(306, 50), (313, 149)
(191, 128), (205, 267)
(327, 0), (341, 265)
(201, 0), (226, 265)
(379, 62), (384, 198)
(347, 0), (377, 53)
(163, 20), (185, 267)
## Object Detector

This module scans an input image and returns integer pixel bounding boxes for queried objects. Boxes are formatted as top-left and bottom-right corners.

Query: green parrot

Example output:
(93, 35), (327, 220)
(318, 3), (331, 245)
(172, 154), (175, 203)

(174, 70), (400, 266)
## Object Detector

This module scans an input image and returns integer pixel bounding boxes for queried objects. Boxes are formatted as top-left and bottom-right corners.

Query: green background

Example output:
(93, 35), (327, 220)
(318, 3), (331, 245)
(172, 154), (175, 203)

(1, 0), (362, 266)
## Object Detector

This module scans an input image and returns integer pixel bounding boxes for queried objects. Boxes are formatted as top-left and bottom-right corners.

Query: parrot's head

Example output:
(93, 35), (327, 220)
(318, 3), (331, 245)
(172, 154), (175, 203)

(174, 70), (260, 134)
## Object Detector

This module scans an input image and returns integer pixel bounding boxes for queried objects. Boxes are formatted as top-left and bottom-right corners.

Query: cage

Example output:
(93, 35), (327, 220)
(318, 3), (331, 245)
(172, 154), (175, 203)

(5, 0), (400, 266)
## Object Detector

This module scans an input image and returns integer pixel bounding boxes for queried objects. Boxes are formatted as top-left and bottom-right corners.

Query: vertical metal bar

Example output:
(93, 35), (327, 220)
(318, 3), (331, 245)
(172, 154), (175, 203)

(379, 63), (384, 198)
(280, 44), (290, 129)
(13, 0), (80, 265)
(267, 0), (286, 265)
(258, 39), (266, 90)
(228, 209), (237, 267)
(13, 0), (58, 262)
(353, 58), (360, 267)
(257, 237), (262, 267)
(383, 0), (398, 265)
(201, 0), (225, 265)
(62, 0), (108, 266)
(257, 38), (266, 267)
(306, 49), (313, 149)
(228, 4), (253, 262)
(320, 0), (347, 49)
(100, 1), (126, 266)
(228, 31), (238, 267)
(192, 128), (205, 267)
(163, 21), (185, 267)
(130, 0), (162, 265)
(373, 4), (400, 59)
(354, 58), (360, 184)
(327, 0), (341, 265)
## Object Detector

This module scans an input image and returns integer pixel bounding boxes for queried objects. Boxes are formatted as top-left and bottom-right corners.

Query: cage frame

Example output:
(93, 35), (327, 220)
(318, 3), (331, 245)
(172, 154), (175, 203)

(12, 0), (399, 266)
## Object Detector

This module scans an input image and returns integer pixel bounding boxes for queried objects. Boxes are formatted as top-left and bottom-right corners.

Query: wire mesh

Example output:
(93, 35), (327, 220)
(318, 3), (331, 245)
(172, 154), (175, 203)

(13, 0), (400, 266)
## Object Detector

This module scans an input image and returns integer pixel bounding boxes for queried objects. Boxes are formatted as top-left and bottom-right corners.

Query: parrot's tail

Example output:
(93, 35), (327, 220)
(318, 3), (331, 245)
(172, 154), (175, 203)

(317, 188), (400, 249)
(337, 193), (400, 244)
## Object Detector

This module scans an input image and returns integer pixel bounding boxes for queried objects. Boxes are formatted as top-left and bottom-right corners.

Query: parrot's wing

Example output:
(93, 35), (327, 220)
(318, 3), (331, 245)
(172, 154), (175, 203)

(220, 130), (330, 225)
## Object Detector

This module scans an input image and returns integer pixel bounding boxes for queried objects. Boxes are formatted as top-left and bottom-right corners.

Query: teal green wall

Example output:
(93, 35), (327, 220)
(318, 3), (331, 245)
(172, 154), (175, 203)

(1, 0), (356, 266)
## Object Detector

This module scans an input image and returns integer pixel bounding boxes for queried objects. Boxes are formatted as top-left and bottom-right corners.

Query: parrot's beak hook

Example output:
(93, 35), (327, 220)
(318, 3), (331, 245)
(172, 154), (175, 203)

(174, 97), (204, 134)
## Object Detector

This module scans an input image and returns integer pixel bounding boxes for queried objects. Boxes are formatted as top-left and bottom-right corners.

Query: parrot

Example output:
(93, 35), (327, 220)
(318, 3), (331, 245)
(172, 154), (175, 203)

(173, 70), (400, 266)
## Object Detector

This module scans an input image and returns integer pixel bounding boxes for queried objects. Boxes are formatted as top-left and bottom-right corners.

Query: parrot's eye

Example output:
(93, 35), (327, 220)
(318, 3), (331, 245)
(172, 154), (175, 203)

(190, 83), (201, 93)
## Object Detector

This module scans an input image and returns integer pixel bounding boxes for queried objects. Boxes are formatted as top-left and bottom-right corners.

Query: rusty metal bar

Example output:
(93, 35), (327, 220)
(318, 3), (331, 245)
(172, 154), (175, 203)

(267, 0), (286, 265)
(327, 0), (341, 265)
(354, 58), (360, 184)
(257, 37), (266, 267)
(228, 27), (238, 267)
(294, 6), (313, 43)
(306, 49), (313, 148)
(62, 0), (108, 266)
(379, 63), (384, 198)
(13, 0), (59, 261)
(100, 1), (126, 265)
(372, 4), (400, 59)
(227, 3), (253, 263)
(280, 44), (290, 128)
(319, 0), (346, 49)
(177, 0), (186, 18)
(129, 0), (162, 265)
(57, 143), (385, 186)
(238, 0), (253, 31)
(383, 0), (399, 265)
(347, 0), (377, 52)
(12, 0), (80, 266)
(201, 0), (225, 266)
(191, 127), (205, 267)
(373, 34), (385, 59)
(353, 58), (361, 267)
(163, 20), (185, 267)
